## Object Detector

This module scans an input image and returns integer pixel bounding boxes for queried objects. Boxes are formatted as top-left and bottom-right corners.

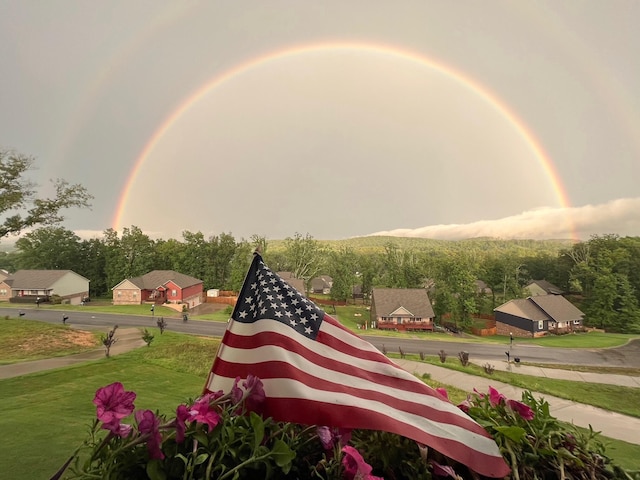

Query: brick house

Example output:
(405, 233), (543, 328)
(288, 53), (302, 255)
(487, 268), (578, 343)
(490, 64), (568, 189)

(371, 288), (435, 331)
(112, 270), (203, 308)
(494, 294), (584, 337)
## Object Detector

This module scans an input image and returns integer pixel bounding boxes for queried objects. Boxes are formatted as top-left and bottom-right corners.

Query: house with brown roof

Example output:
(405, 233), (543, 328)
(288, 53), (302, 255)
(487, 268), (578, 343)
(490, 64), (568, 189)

(1, 270), (89, 305)
(112, 270), (203, 308)
(494, 294), (584, 337)
(310, 275), (333, 294)
(276, 272), (307, 297)
(525, 279), (564, 296)
(371, 288), (435, 332)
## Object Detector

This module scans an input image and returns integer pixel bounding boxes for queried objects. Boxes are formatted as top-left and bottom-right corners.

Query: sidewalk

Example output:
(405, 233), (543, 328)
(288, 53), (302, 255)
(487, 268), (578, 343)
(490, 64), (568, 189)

(471, 357), (640, 388)
(394, 359), (640, 445)
(0, 326), (145, 380)
(1, 330), (639, 446)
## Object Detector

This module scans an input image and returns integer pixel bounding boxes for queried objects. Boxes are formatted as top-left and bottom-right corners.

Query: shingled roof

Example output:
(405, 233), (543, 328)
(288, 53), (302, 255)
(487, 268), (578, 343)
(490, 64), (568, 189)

(495, 295), (583, 323)
(371, 288), (435, 318)
(119, 270), (203, 290)
(6, 270), (88, 289)
(526, 279), (564, 295)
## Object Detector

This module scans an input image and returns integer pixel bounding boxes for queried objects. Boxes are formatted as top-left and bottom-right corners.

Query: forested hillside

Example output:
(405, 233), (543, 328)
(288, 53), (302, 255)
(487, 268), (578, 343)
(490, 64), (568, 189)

(1, 229), (638, 333)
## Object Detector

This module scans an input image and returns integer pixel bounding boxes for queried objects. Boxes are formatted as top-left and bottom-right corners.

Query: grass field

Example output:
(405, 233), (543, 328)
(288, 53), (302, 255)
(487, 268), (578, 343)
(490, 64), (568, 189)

(0, 318), (101, 364)
(1, 325), (639, 477)
(388, 353), (640, 418)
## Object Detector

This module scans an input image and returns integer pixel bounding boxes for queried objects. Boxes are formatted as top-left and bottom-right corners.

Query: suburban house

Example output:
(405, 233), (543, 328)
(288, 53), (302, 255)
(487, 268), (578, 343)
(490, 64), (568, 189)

(0, 272), (12, 302)
(0, 269), (89, 305)
(112, 270), (203, 308)
(276, 272), (307, 297)
(371, 288), (435, 332)
(494, 294), (584, 337)
(525, 279), (565, 296)
(310, 275), (333, 294)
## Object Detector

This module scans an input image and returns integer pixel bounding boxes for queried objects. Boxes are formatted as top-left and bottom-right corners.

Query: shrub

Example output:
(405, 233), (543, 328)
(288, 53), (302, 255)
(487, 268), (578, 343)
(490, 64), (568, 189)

(458, 351), (470, 367)
(483, 363), (495, 375)
(141, 328), (154, 346)
(438, 349), (447, 363)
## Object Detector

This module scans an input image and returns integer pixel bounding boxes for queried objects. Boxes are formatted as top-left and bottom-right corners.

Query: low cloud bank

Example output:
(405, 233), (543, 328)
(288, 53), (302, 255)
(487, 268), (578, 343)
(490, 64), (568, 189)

(368, 197), (640, 241)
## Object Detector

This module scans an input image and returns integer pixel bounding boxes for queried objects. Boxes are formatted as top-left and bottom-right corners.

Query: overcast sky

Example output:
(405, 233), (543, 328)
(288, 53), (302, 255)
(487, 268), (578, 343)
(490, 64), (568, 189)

(2, 1), (639, 242)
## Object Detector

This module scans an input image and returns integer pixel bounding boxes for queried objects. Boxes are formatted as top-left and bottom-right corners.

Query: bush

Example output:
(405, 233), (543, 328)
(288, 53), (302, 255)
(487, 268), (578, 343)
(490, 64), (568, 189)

(438, 350), (447, 363)
(458, 351), (470, 367)
(53, 380), (637, 480)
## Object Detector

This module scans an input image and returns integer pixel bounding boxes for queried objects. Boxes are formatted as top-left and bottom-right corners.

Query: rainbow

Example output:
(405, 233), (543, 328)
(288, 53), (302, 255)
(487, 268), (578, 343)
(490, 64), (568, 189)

(112, 42), (573, 235)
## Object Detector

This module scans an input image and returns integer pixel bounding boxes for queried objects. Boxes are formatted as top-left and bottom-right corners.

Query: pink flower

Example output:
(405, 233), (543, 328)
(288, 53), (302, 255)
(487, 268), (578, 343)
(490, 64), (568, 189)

(317, 426), (352, 450)
(93, 382), (136, 425)
(457, 398), (471, 414)
(102, 419), (133, 438)
(242, 374), (265, 412)
(507, 399), (535, 421)
(436, 387), (449, 400)
(231, 377), (244, 404)
(488, 386), (506, 407)
(189, 396), (221, 431)
(175, 404), (190, 443)
(136, 409), (164, 460)
(430, 460), (458, 478)
(341, 445), (383, 480)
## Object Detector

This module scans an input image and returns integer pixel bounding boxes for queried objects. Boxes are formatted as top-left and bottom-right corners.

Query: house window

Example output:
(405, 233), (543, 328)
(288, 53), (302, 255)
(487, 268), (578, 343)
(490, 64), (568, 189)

(172, 289), (177, 296)
(133, 291), (137, 297)
(30, 290), (38, 295)
(0, 289), (6, 295)
(117, 291), (121, 297)
(538, 321), (544, 330)
(573, 320), (581, 324)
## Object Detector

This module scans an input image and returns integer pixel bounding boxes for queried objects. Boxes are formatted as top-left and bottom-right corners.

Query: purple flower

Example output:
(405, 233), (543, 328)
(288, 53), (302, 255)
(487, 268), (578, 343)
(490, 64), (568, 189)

(242, 375), (266, 413)
(102, 419), (133, 438)
(457, 397), (472, 414)
(341, 445), (383, 480)
(430, 460), (458, 478)
(436, 387), (449, 400)
(507, 399), (535, 420)
(231, 377), (244, 404)
(488, 386), (506, 407)
(93, 382), (136, 425)
(317, 426), (352, 450)
(135, 409), (164, 460)
(175, 404), (190, 443)
(189, 396), (221, 431)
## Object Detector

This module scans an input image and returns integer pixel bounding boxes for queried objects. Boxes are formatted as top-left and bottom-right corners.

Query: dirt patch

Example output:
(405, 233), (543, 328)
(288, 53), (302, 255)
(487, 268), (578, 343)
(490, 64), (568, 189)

(19, 330), (98, 354)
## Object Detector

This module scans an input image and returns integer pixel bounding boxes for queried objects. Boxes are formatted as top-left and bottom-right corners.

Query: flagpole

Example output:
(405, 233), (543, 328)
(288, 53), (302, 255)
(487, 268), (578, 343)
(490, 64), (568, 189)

(202, 249), (262, 394)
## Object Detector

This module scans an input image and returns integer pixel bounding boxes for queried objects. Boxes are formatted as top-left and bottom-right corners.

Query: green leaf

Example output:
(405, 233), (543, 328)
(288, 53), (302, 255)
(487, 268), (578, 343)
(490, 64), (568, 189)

(493, 425), (527, 443)
(146, 459), (167, 480)
(250, 412), (265, 451)
(194, 453), (209, 465)
(270, 439), (296, 468)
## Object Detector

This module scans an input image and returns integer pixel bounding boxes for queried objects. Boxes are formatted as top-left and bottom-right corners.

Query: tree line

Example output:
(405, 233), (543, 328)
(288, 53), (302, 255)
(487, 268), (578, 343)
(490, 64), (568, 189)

(1, 228), (639, 334)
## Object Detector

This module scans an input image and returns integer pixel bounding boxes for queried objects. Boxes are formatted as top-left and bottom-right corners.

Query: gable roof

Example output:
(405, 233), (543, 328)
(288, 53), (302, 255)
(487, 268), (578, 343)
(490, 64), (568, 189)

(495, 295), (583, 323)
(310, 275), (333, 290)
(529, 294), (584, 322)
(526, 279), (564, 295)
(6, 270), (88, 289)
(371, 288), (435, 318)
(113, 270), (203, 290)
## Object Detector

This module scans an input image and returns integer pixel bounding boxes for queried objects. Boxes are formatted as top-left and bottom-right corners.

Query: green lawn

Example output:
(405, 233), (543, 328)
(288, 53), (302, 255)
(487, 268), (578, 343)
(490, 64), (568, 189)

(389, 353), (640, 419)
(0, 318), (101, 364)
(2, 327), (640, 477)
(0, 332), (217, 479)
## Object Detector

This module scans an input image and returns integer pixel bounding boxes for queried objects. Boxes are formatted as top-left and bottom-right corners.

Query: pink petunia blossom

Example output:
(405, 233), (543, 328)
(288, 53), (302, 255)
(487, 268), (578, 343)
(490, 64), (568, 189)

(488, 386), (506, 407)
(430, 460), (459, 478)
(93, 382), (136, 425)
(317, 426), (352, 451)
(341, 445), (383, 480)
(102, 419), (133, 438)
(435, 387), (449, 400)
(242, 375), (266, 413)
(189, 396), (221, 431)
(136, 409), (164, 460)
(457, 398), (472, 414)
(506, 399), (535, 421)
(231, 376), (244, 404)
(175, 404), (190, 443)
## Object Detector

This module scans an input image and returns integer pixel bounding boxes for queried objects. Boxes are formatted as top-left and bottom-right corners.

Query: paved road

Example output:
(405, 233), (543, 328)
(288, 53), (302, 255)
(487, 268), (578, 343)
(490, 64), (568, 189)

(3, 307), (640, 368)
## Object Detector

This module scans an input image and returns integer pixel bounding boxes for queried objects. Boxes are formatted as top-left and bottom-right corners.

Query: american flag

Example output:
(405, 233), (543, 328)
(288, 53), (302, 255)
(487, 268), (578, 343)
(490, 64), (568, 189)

(204, 254), (509, 478)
